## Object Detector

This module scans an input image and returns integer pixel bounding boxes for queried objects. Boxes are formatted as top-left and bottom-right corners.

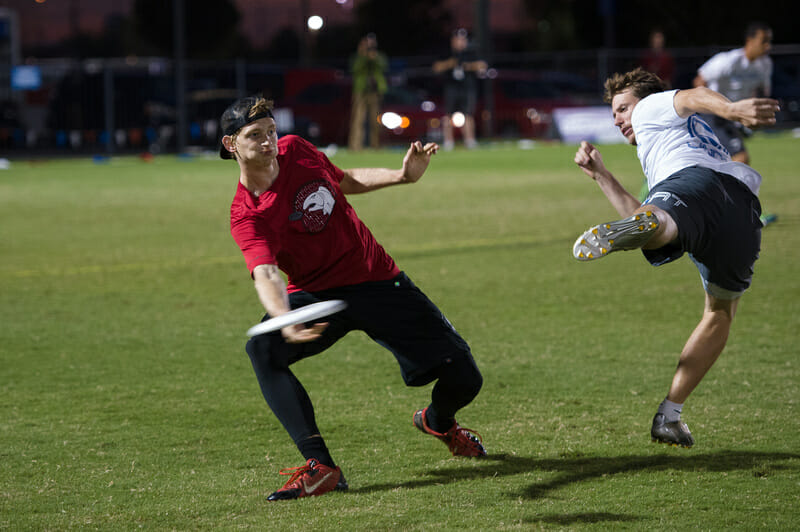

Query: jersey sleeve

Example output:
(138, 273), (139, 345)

(230, 211), (280, 276)
(632, 90), (681, 134)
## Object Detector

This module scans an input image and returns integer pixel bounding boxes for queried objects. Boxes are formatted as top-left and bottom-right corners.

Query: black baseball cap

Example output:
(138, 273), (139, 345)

(219, 95), (274, 160)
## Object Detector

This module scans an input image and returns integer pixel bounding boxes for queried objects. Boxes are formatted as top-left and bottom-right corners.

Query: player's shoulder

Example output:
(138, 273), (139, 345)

(705, 47), (742, 67)
(639, 89), (678, 110)
(279, 134), (317, 153)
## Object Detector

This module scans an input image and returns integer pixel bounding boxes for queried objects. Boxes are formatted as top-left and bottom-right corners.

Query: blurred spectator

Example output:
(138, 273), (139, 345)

(348, 33), (388, 151)
(693, 22), (773, 164)
(640, 29), (675, 87)
(433, 29), (487, 150)
(693, 21), (776, 226)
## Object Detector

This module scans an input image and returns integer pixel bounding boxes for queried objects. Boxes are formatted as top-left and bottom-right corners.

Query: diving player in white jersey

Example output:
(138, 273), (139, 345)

(571, 67), (779, 448)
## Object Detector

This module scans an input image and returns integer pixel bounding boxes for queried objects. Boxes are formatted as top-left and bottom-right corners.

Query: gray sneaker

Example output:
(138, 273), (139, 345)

(651, 413), (695, 448)
(573, 211), (659, 261)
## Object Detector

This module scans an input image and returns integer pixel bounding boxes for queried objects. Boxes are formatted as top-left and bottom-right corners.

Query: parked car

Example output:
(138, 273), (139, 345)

(483, 69), (600, 138)
(282, 80), (442, 146)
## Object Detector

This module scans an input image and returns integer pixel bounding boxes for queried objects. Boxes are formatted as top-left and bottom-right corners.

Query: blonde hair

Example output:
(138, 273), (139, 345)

(248, 97), (275, 118)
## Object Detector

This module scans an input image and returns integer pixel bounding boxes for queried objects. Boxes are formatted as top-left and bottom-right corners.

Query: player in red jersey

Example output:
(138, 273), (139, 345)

(221, 96), (486, 501)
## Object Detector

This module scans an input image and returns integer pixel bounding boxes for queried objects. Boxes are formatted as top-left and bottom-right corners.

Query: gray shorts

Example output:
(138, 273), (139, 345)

(641, 166), (762, 299)
(699, 114), (746, 156)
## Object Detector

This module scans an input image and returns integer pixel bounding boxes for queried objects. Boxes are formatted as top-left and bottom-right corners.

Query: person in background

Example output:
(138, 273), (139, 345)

(433, 29), (487, 150)
(640, 28), (675, 88)
(348, 33), (388, 151)
(694, 22), (777, 225)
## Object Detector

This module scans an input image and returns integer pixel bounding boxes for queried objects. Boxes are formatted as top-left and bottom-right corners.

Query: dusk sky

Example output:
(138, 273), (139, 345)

(2, 0), (525, 50)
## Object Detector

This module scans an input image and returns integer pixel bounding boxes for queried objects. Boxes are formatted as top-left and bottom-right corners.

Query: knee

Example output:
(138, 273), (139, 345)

(246, 333), (290, 371)
(467, 368), (483, 397)
(640, 206), (679, 249)
(446, 354), (483, 396)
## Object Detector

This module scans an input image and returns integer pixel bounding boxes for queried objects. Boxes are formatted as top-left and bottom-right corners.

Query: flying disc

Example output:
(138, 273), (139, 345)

(246, 300), (348, 337)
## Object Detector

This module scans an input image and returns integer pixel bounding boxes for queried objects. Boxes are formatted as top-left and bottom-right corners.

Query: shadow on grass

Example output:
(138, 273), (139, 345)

(527, 512), (641, 526)
(350, 450), (800, 501)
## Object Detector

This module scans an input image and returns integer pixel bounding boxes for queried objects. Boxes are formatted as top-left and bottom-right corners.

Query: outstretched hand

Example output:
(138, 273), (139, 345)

(730, 98), (780, 128)
(574, 141), (607, 180)
(401, 141), (439, 184)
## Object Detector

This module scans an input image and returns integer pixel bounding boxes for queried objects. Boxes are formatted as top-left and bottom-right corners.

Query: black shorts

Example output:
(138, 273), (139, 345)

(641, 166), (762, 299)
(445, 85), (478, 116)
(246, 272), (473, 386)
(700, 114), (746, 156)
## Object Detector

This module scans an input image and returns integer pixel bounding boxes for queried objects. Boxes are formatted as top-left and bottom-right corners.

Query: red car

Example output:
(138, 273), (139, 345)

(480, 70), (599, 139)
(282, 79), (443, 146)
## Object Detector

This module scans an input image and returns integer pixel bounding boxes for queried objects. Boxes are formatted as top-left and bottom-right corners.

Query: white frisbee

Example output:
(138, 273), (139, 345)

(246, 300), (348, 337)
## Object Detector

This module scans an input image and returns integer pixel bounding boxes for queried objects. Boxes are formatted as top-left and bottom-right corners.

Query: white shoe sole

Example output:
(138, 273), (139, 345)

(573, 211), (658, 261)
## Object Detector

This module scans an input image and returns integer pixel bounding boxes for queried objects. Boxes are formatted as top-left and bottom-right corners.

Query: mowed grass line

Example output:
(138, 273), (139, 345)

(1, 135), (798, 530)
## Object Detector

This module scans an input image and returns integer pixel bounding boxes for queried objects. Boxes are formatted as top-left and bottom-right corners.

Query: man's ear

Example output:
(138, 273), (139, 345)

(222, 135), (236, 155)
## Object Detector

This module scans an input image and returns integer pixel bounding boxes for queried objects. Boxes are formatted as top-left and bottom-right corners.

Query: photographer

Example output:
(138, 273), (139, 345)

(348, 33), (388, 150)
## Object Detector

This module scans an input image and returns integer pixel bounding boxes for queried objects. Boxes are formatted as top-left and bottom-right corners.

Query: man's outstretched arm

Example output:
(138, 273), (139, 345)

(339, 141), (439, 194)
(574, 141), (642, 217)
(673, 87), (779, 127)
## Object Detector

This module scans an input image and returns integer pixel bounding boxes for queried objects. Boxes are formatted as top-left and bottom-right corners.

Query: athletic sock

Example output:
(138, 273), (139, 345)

(658, 398), (683, 423)
(297, 435), (336, 468)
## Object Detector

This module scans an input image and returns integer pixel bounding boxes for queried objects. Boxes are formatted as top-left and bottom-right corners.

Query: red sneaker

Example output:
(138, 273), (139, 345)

(267, 458), (341, 501)
(413, 407), (486, 457)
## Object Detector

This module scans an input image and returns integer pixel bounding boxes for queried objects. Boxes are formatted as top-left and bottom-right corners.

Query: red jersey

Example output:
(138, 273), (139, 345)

(230, 135), (400, 292)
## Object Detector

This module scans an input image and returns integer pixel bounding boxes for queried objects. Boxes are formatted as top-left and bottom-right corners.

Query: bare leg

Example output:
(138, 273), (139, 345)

(463, 115), (477, 147)
(367, 93), (381, 149)
(633, 204), (679, 249)
(667, 293), (738, 403)
(442, 115), (454, 148)
(348, 94), (366, 151)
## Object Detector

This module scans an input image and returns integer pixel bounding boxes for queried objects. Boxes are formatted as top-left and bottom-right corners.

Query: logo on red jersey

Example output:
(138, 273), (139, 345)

(288, 180), (336, 232)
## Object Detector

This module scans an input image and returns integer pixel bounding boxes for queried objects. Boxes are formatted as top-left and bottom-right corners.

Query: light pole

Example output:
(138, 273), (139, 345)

(174, 0), (187, 154)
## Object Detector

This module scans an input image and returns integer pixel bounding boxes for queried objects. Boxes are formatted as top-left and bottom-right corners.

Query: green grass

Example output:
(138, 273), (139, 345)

(2, 134), (799, 530)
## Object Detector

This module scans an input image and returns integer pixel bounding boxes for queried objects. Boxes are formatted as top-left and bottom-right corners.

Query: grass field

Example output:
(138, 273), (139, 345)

(2, 134), (799, 530)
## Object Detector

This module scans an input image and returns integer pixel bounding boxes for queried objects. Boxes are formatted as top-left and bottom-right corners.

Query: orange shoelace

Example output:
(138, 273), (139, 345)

(277, 463), (312, 487)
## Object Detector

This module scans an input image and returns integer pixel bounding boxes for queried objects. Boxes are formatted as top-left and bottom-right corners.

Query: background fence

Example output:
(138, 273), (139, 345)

(2, 44), (799, 156)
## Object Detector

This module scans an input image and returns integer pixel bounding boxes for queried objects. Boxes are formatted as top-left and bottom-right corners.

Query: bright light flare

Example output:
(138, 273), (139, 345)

(451, 112), (466, 128)
(307, 15), (324, 31)
(380, 112), (405, 129)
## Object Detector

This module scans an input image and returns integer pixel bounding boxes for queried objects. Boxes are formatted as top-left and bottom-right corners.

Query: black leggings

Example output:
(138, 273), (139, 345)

(246, 342), (482, 445)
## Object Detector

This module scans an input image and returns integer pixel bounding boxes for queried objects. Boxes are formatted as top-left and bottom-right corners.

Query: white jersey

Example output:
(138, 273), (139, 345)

(632, 90), (762, 195)
(697, 48), (772, 101)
